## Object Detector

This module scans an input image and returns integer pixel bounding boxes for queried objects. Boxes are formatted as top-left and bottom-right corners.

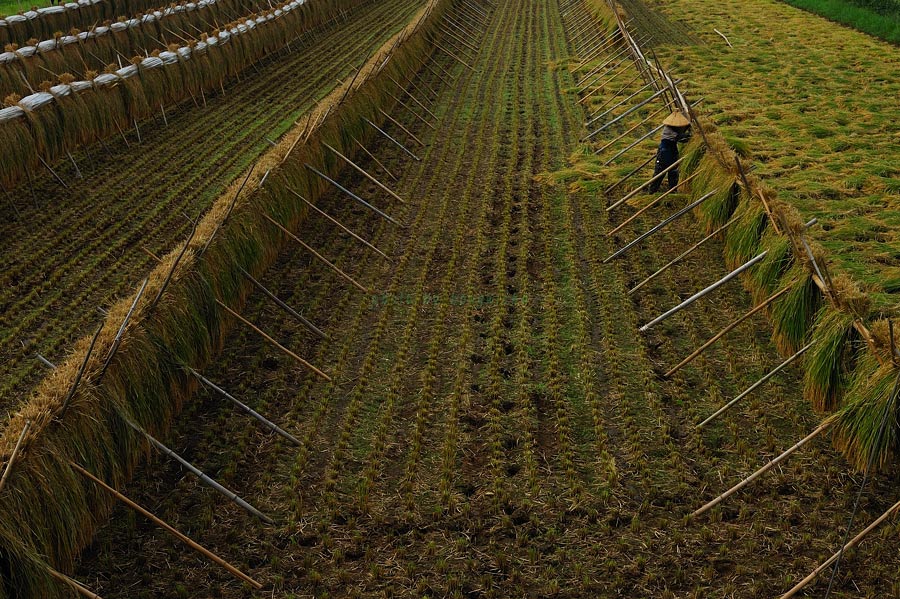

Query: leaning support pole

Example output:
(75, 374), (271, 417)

(697, 342), (813, 428)
(638, 250), (768, 330)
(608, 170), (703, 237)
(352, 136), (398, 181)
(127, 420), (274, 524)
(59, 321), (105, 417)
(238, 265), (328, 339)
(692, 421), (831, 519)
(189, 368), (301, 446)
(98, 277), (150, 381)
(378, 108), (426, 147)
(604, 154), (656, 195)
(46, 566), (102, 599)
(0, 420), (30, 493)
(70, 462), (263, 589)
(594, 104), (668, 155)
(322, 142), (407, 203)
(305, 163), (402, 226)
(286, 187), (391, 262)
(603, 123), (663, 166)
(215, 299), (331, 381)
(583, 86), (670, 141)
(604, 189), (717, 263)
(364, 118), (421, 161)
(606, 156), (688, 211)
(664, 285), (792, 377)
(262, 212), (371, 293)
(780, 497), (900, 599)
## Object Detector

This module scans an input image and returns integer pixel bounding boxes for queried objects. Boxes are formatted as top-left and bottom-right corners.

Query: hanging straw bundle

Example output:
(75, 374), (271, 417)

(771, 264), (821, 356)
(830, 349), (900, 473)
(804, 306), (859, 413)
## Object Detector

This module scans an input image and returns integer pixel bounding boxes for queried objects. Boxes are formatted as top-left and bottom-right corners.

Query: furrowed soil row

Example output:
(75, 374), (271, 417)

(0, 0), (423, 413)
(65, 0), (900, 596)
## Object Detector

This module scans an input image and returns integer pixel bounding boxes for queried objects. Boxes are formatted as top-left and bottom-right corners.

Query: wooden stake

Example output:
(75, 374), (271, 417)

(638, 250), (768, 330)
(697, 342), (813, 428)
(692, 421), (830, 518)
(59, 322), (105, 417)
(286, 187), (391, 261)
(262, 213), (369, 293)
(238, 265), (328, 339)
(630, 215), (736, 296)
(304, 163), (402, 226)
(322, 142), (406, 204)
(608, 171), (702, 237)
(781, 497), (900, 599)
(0, 420), (30, 493)
(70, 462), (263, 589)
(37, 154), (69, 190)
(190, 368), (301, 446)
(364, 118), (421, 161)
(216, 300), (330, 381)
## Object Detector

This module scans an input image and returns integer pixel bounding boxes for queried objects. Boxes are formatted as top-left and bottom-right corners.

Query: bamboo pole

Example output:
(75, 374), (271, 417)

(378, 108), (426, 147)
(200, 164), (256, 256)
(781, 498), (900, 598)
(215, 299), (331, 381)
(438, 24), (478, 53)
(322, 142), (407, 204)
(629, 215), (736, 296)
(578, 43), (631, 88)
(364, 118), (421, 161)
(261, 213), (369, 293)
(587, 77), (669, 123)
(697, 342), (813, 428)
(608, 171), (702, 237)
(386, 75), (438, 120)
(70, 462), (263, 589)
(286, 187), (391, 261)
(603, 124), (663, 165)
(432, 39), (474, 70)
(579, 60), (629, 97)
(59, 321), (105, 417)
(238, 266), (328, 339)
(692, 421), (831, 518)
(583, 86), (670, 140)
(128, 420), (274, 524)
(46, 567), (102, 599)
(98, 277), (150, 381)
(304, 163), (402, 226)
(606, 156), (690, 211)
(189, 368), (301, 446)
(384, 90), (437, 130)
(638, 250), (767, 331)
(581, 68), (643, 111)
(0, 420), (30, 493)
(148, 218), (198, 313)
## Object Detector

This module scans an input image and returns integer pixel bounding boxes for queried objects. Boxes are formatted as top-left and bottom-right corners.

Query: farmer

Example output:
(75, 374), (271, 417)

(648, 111), (692, 193)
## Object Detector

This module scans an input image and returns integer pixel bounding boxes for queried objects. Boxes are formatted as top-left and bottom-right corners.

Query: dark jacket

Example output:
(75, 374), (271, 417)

(660, 124), (692, 143)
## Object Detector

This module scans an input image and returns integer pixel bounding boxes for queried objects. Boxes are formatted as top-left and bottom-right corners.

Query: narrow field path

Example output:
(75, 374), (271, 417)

(74, 0), (900, 596)
(0, 0), (424, 414)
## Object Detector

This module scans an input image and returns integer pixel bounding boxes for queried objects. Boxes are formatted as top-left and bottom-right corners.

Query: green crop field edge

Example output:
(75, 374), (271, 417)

(593, 0), (900, 477)
(0, 1), (453, 595)
(779, 0), (900, 45)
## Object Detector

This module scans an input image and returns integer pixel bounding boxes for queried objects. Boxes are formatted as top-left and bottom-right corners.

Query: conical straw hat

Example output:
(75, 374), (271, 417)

(663, 111), (690, 127)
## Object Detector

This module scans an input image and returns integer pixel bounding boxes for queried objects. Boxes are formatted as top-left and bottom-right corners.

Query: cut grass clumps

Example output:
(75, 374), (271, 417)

(804, 306), (859, 413)
(723, 196), (766, 270)
(771, 265), (821, 355)
(830, 350), (900, 473)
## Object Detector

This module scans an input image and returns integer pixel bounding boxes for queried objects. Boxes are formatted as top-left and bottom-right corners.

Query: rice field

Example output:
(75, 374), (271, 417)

(1, 0), (900, 597)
